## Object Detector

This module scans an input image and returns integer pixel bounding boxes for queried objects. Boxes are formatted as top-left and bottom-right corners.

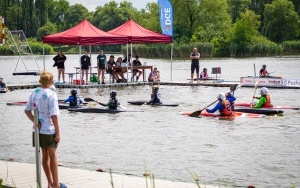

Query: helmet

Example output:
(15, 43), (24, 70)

(203, 68), (207, 71)
(110, 90), (117, 98)
(152, 85), (159, 93)
(71, 89), (77, 95)
(261, 87), (268, 95)
(217, 92), (226, 101)
(262, 64), (266, 68)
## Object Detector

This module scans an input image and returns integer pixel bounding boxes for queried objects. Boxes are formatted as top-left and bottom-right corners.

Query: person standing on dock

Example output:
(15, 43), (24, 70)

(80, 50), (91, 84)
(24, 71), (66, 188)
(53, 51), (67, 83)
(97, 50), (107, 84)
(189, 48), (200, 83)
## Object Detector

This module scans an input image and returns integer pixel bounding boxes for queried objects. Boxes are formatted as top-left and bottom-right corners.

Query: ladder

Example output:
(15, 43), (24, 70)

(7, 30), (40, 75)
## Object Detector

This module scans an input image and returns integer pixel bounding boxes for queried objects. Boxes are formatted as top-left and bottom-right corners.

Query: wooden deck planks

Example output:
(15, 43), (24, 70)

(0, 161), (220, 188)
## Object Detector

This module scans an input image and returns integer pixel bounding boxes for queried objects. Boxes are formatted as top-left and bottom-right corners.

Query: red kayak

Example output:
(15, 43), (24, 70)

(181, 110), (266, 118)
(234, 103), (299, 110)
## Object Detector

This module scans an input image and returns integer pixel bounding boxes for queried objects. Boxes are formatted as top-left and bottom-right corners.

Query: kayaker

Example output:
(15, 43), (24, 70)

(0, 77), (8, 90)
(206, 92), (236, 116)
(147, 85), (161, 104)
(259, 64), (269, 77)
(252, 87), (273, 108)
(200, 68), (209, 79)
(107, 90), (120, 110)
(64, 89), (82, 106)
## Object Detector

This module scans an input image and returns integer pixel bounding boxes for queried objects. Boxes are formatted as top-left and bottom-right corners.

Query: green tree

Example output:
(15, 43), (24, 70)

(92, 1), (136, 31)
(134, 2), (160, 32)
(64, 3), (89, 29)
(262, 0), (300, 42)
(171, 0), (201, 43)
(21, 0), (38, 37)
(35, 0), (48, 27)
(192, 0), (231, 42)
(36, 21), (57, 41)
(47, 0), (70, 32)
(227, 0), (251, 22)
(5, 4), (22, 30)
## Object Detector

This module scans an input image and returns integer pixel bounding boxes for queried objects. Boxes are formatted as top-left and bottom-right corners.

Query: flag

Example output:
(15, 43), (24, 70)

(158, 0), (173, 37)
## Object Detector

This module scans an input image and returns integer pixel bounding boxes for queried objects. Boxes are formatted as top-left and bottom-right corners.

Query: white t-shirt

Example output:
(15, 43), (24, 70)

(25, 87), (60, 135)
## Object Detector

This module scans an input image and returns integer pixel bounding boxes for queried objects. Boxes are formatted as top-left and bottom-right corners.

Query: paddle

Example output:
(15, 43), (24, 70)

(189, 84), (240, 117)
(84, 97), (127, 109)
(189, 100), (218, 117)
(84, 97), (107, 106)
(251, 81), (259, 107)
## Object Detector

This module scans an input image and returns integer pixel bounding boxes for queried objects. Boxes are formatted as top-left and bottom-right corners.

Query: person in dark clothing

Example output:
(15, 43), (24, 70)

(80, 50), (91, 84)
(53, 51), (67, 83)
(132, 56), (142, 81)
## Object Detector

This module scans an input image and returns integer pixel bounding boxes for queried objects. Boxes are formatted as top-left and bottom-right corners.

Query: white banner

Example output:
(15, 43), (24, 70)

(240, 77), (282, 87)
(282, 79), (300, 87)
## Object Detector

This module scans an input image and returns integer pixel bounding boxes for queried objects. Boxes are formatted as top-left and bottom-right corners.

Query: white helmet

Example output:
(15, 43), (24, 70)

(217, 92), (226, 101)
(261, 87), (268, 95)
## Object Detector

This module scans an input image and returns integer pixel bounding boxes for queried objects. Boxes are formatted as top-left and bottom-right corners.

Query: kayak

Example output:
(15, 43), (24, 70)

(0, 88), (8, 93)
(68, 107), (143, 113)
(234, 103), (299, 110)
(233, 108), (284, 115)
(59, 104), (82, 109)
(128, 100), (179, 107)
(181, 110), (266, 118)
(7, 101), (88, 106)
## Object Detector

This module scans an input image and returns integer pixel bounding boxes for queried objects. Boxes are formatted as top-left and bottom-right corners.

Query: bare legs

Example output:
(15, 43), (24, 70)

(57, 69), (65, 83)
(81, 69), (88, 84)
(42, 147), (59, 188)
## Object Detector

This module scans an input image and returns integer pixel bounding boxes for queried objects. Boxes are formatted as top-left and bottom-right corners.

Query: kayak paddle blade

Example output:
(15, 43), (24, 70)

(84, 98), (95, 102)
(189, 110), (202, 117)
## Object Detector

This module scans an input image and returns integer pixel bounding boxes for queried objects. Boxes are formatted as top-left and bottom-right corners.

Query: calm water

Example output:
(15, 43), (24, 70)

(0, 55), (300, 187)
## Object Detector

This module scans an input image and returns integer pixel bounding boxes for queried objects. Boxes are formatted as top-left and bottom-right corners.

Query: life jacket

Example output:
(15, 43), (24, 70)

(262, 94), (273, 107)
(219, 100), (233, 116)
(108, 98), (118, 110)
(151, 93), (161, 104)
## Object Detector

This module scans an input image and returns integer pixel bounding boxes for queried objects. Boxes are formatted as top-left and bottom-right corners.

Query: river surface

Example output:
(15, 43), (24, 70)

(0, 55), (300, 187)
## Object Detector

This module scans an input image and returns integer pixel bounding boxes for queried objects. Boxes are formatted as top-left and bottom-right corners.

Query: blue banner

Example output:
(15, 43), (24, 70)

(158, 0), (173, 37)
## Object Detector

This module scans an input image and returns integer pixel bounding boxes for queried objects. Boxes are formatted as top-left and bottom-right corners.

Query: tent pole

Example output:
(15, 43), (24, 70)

(42, 44), (45, 71)
(89, 45), (92, 74)
(79, 46), (82, 85)
(170, 43), (173, 81)
(126, 43), (128, 82)
(131, 43), (133, 82)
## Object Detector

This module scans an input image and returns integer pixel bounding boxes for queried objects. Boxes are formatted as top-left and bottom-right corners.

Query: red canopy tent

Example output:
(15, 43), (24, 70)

(107, 19), (172, 44)
(108, 19), (172, 80)
(43, 19), (128, 45)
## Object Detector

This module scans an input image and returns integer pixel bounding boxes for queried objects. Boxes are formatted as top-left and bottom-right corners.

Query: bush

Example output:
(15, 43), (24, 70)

(0, 46), (14, 55)
(283, 40), (300, 54)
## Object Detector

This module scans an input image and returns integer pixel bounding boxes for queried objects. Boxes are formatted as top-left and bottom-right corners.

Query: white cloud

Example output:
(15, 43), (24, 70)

(68, 0), (156, 11)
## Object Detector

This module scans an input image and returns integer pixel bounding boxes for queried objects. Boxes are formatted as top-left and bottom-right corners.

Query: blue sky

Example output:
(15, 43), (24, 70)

(68, 0), (157, 11)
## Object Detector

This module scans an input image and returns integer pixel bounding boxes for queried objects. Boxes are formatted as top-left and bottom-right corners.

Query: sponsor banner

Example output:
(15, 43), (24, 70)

(158, 0), (173, 36)
(240, 77), (282, 87)
(282, 79), (300, 87)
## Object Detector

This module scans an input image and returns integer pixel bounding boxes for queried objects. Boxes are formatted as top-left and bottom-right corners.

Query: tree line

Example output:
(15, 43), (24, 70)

(0, 0), (299, 57)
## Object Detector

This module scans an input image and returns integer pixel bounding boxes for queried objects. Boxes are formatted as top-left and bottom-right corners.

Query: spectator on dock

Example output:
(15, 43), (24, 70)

(106, 55), (116, 81)
(148, 67), (160, 83)
(97, 50), (107, 84)
(200, 68), (209, 79)
(25, 71), (66, 188)
(64, 89), (82, 106)
(53, 51), (67, 83)
(189, 48), (200, 83)
(0, 77), (8, 90)
(259, 64), (269, 77)
(132, 56), (142, 81)
(115, 57), (127, 83)
(122, 53), (131, 64)
(80, 50), (91, 84)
